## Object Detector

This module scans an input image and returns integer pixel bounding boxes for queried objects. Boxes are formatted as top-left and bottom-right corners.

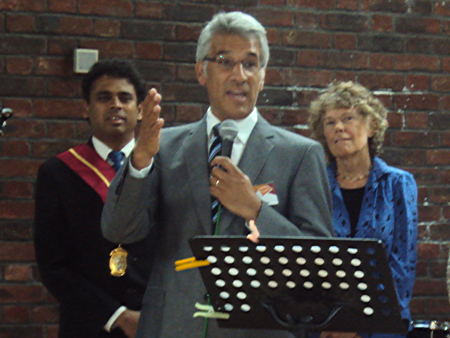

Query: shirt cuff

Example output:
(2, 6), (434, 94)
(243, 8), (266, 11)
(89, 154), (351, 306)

(104, 306), (127, 332)
(129, 158), (153, 178)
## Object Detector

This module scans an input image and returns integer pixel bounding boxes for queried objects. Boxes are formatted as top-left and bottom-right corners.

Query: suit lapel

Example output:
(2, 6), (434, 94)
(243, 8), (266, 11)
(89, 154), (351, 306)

(220, 116), (275, 234)
(182, 118), (212, 234)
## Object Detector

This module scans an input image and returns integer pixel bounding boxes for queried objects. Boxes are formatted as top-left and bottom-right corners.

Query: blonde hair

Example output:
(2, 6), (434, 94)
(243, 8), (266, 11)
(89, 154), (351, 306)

(308, 81), (388, 161)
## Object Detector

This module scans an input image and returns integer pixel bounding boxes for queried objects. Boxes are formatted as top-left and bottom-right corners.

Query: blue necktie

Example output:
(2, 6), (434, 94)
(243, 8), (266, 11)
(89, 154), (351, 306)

(108, 151), (125, 172)
(209, 125), (222, 232)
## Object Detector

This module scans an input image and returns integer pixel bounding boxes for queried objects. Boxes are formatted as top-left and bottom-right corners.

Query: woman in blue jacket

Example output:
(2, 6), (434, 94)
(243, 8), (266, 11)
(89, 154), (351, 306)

(308, 81), (418, 338)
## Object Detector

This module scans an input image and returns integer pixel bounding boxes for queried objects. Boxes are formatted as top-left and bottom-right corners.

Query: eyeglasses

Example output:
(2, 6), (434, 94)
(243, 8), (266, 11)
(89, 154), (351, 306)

(203, 55), (261, 74)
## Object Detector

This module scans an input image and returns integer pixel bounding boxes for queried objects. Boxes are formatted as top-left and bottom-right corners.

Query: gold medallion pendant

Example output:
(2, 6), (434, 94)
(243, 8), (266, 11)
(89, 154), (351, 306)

(109, 245), (128, 277)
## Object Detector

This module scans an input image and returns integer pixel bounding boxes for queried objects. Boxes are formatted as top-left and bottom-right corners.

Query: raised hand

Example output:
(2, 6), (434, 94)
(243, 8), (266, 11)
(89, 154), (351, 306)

(132, 88), (164, 169)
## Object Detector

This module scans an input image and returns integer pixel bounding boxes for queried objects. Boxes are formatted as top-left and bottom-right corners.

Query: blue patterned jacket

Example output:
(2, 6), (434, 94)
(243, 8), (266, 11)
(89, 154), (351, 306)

(327, 156), (418, 322)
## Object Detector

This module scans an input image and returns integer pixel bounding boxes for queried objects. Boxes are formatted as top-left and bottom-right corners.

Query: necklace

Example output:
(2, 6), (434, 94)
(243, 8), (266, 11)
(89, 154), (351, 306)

(337, 172), (369, 182)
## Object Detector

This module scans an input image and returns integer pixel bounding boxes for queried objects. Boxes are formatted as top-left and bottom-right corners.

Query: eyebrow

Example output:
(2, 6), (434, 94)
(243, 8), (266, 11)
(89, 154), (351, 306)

(214, 50), (258, 58)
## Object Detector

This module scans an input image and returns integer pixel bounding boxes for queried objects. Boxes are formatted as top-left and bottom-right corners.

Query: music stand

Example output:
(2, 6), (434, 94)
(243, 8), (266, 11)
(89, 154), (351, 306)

(189, 236), (408, 338)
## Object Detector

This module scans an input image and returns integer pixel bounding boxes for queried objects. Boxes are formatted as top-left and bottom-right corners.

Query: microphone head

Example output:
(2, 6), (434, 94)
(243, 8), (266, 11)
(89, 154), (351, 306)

(219, 119), (238, 142)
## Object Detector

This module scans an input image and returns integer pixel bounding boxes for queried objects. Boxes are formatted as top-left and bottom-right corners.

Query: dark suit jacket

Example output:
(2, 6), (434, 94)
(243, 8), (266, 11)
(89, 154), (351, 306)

(34, 145), (156, 338)
(102, 116), (333, 338)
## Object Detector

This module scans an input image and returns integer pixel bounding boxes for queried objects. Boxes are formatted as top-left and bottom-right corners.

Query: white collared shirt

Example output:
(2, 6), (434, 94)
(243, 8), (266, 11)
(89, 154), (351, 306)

(92, 136), (135, 167)
(206, 107), (258, 165)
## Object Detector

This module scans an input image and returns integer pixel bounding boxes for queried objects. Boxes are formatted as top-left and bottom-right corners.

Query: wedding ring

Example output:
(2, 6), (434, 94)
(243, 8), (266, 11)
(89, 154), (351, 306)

(215, 179), (220, 187)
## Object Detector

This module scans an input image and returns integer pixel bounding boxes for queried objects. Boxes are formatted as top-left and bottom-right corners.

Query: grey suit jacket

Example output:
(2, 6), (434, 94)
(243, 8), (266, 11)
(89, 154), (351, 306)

(102, 115), (333, 338)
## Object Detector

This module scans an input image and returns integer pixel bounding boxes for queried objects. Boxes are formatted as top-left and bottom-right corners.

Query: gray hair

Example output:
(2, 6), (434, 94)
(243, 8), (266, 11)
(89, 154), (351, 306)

(196, 11), (270, 69)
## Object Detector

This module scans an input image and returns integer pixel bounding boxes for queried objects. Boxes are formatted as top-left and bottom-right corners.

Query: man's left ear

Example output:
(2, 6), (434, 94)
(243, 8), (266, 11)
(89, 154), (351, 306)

(137, 103), (143, 121)
(195, 62), (206, 86)
(258, 68), (266, 92)
(82, 102), (90, 123)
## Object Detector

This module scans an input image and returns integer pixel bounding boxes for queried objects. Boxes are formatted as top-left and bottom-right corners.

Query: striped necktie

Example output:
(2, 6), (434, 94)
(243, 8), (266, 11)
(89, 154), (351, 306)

(209, 125), (222, 232)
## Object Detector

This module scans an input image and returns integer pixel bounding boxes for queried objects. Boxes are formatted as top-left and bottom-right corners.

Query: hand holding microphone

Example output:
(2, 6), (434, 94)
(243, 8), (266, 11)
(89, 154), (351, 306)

(210, 120), (261, 224)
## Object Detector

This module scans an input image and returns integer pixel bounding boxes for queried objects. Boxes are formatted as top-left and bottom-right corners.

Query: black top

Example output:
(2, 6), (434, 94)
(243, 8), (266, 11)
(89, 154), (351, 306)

(341, 186), (365, 237)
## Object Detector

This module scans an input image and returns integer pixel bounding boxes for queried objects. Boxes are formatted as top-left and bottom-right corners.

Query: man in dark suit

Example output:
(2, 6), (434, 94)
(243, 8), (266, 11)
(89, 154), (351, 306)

(34, 59), (156, 337)
(102, 12), (333, 338)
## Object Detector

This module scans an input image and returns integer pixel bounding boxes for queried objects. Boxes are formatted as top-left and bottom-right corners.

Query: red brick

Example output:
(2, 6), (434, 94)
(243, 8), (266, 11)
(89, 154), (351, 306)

(135, 42), (162, 60)
(440, 95), (450, 111)
(175, 105), (204, 123)
(358, 73), (405, 91)
(34, 99), (85, 119)
(176, 64), (197, 82)
(294, 12), (319, 29)
(413, 278), (447, 296)
(0, 242), (35, 261)
(48, 0), (77, 12)
(81, 40), (134, 58)
(409, 168), (445, 185)
(0, 285), (44, 303)
(386, 111), (402, 128)
(406, 75), (430, 91)
(283, 31), (331, 48)
(0, 140), (30, 157)
(418, 206), (442, 222)
(2, 99), (32, 118)
(405, 111), (429, 129)
(93, 19), (120, 37)
(31, 140), (77, 158)
(36, 57), (72, 76)
(394, 94), (439, 110)
(135, 2), (165, 18)
(434, 2), (450, 16)
(78, 0), (133, 16)
(284, 69), (333, 87)
(409, 298), (426, 313)
(415, 259), (427, 277)
(58, 16), (93, 35)
(4, 264), (33, 282)
(287, 0), (334, 9)
(0, 159), (42, 178)
(31, 305), (59, 323)
(6, 14), (35, 33)
(432, 76), (450, 92)
(174, 24), (201, 42)
(370, 54), (394, 70)
(333, 34), (357, 50)
(6, 56), (33, 75)
(417, 243), (441, 259)
(254, 9), (294, 27)
(396, 17), (441, 34)
(47, 38), (78, 55)
(0, 0), (46, 11)
(429, 187), (450, 203)
(444, 206), (450, 219)
(1, 181), (33, 199)
(394, 54), (440, 72)
(372, 14), (393, 32)
(427, 150), (450, 165)
(4, 119), (46, 138)
(392, 131), (439, 147)
(46, 121), (79, 139)
(429, 224), (450, 241)
(336, 0), (359, 10)
(48, 78), (81, 97)
(0, 200), (34, 220)
(3, 305), (30, 323)
(260, 0), (286, 5)
(425, 298), (450, 314)
(429, 260), (447, 278)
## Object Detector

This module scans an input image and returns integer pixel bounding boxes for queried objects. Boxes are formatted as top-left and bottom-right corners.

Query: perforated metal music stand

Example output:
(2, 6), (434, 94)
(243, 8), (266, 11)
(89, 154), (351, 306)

(189, 236), (408, 338)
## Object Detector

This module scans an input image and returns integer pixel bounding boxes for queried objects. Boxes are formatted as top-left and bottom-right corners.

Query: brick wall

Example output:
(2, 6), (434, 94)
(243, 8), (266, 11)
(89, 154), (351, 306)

(0, 0), (449, 336)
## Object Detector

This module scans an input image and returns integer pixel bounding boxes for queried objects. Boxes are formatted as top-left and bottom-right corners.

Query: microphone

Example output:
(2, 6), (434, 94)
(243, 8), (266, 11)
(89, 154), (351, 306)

(219, 119), (238, 158)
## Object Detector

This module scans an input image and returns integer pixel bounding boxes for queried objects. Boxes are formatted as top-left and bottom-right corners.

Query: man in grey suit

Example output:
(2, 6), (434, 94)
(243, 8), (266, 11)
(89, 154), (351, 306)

(102, 11), (333, 338)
